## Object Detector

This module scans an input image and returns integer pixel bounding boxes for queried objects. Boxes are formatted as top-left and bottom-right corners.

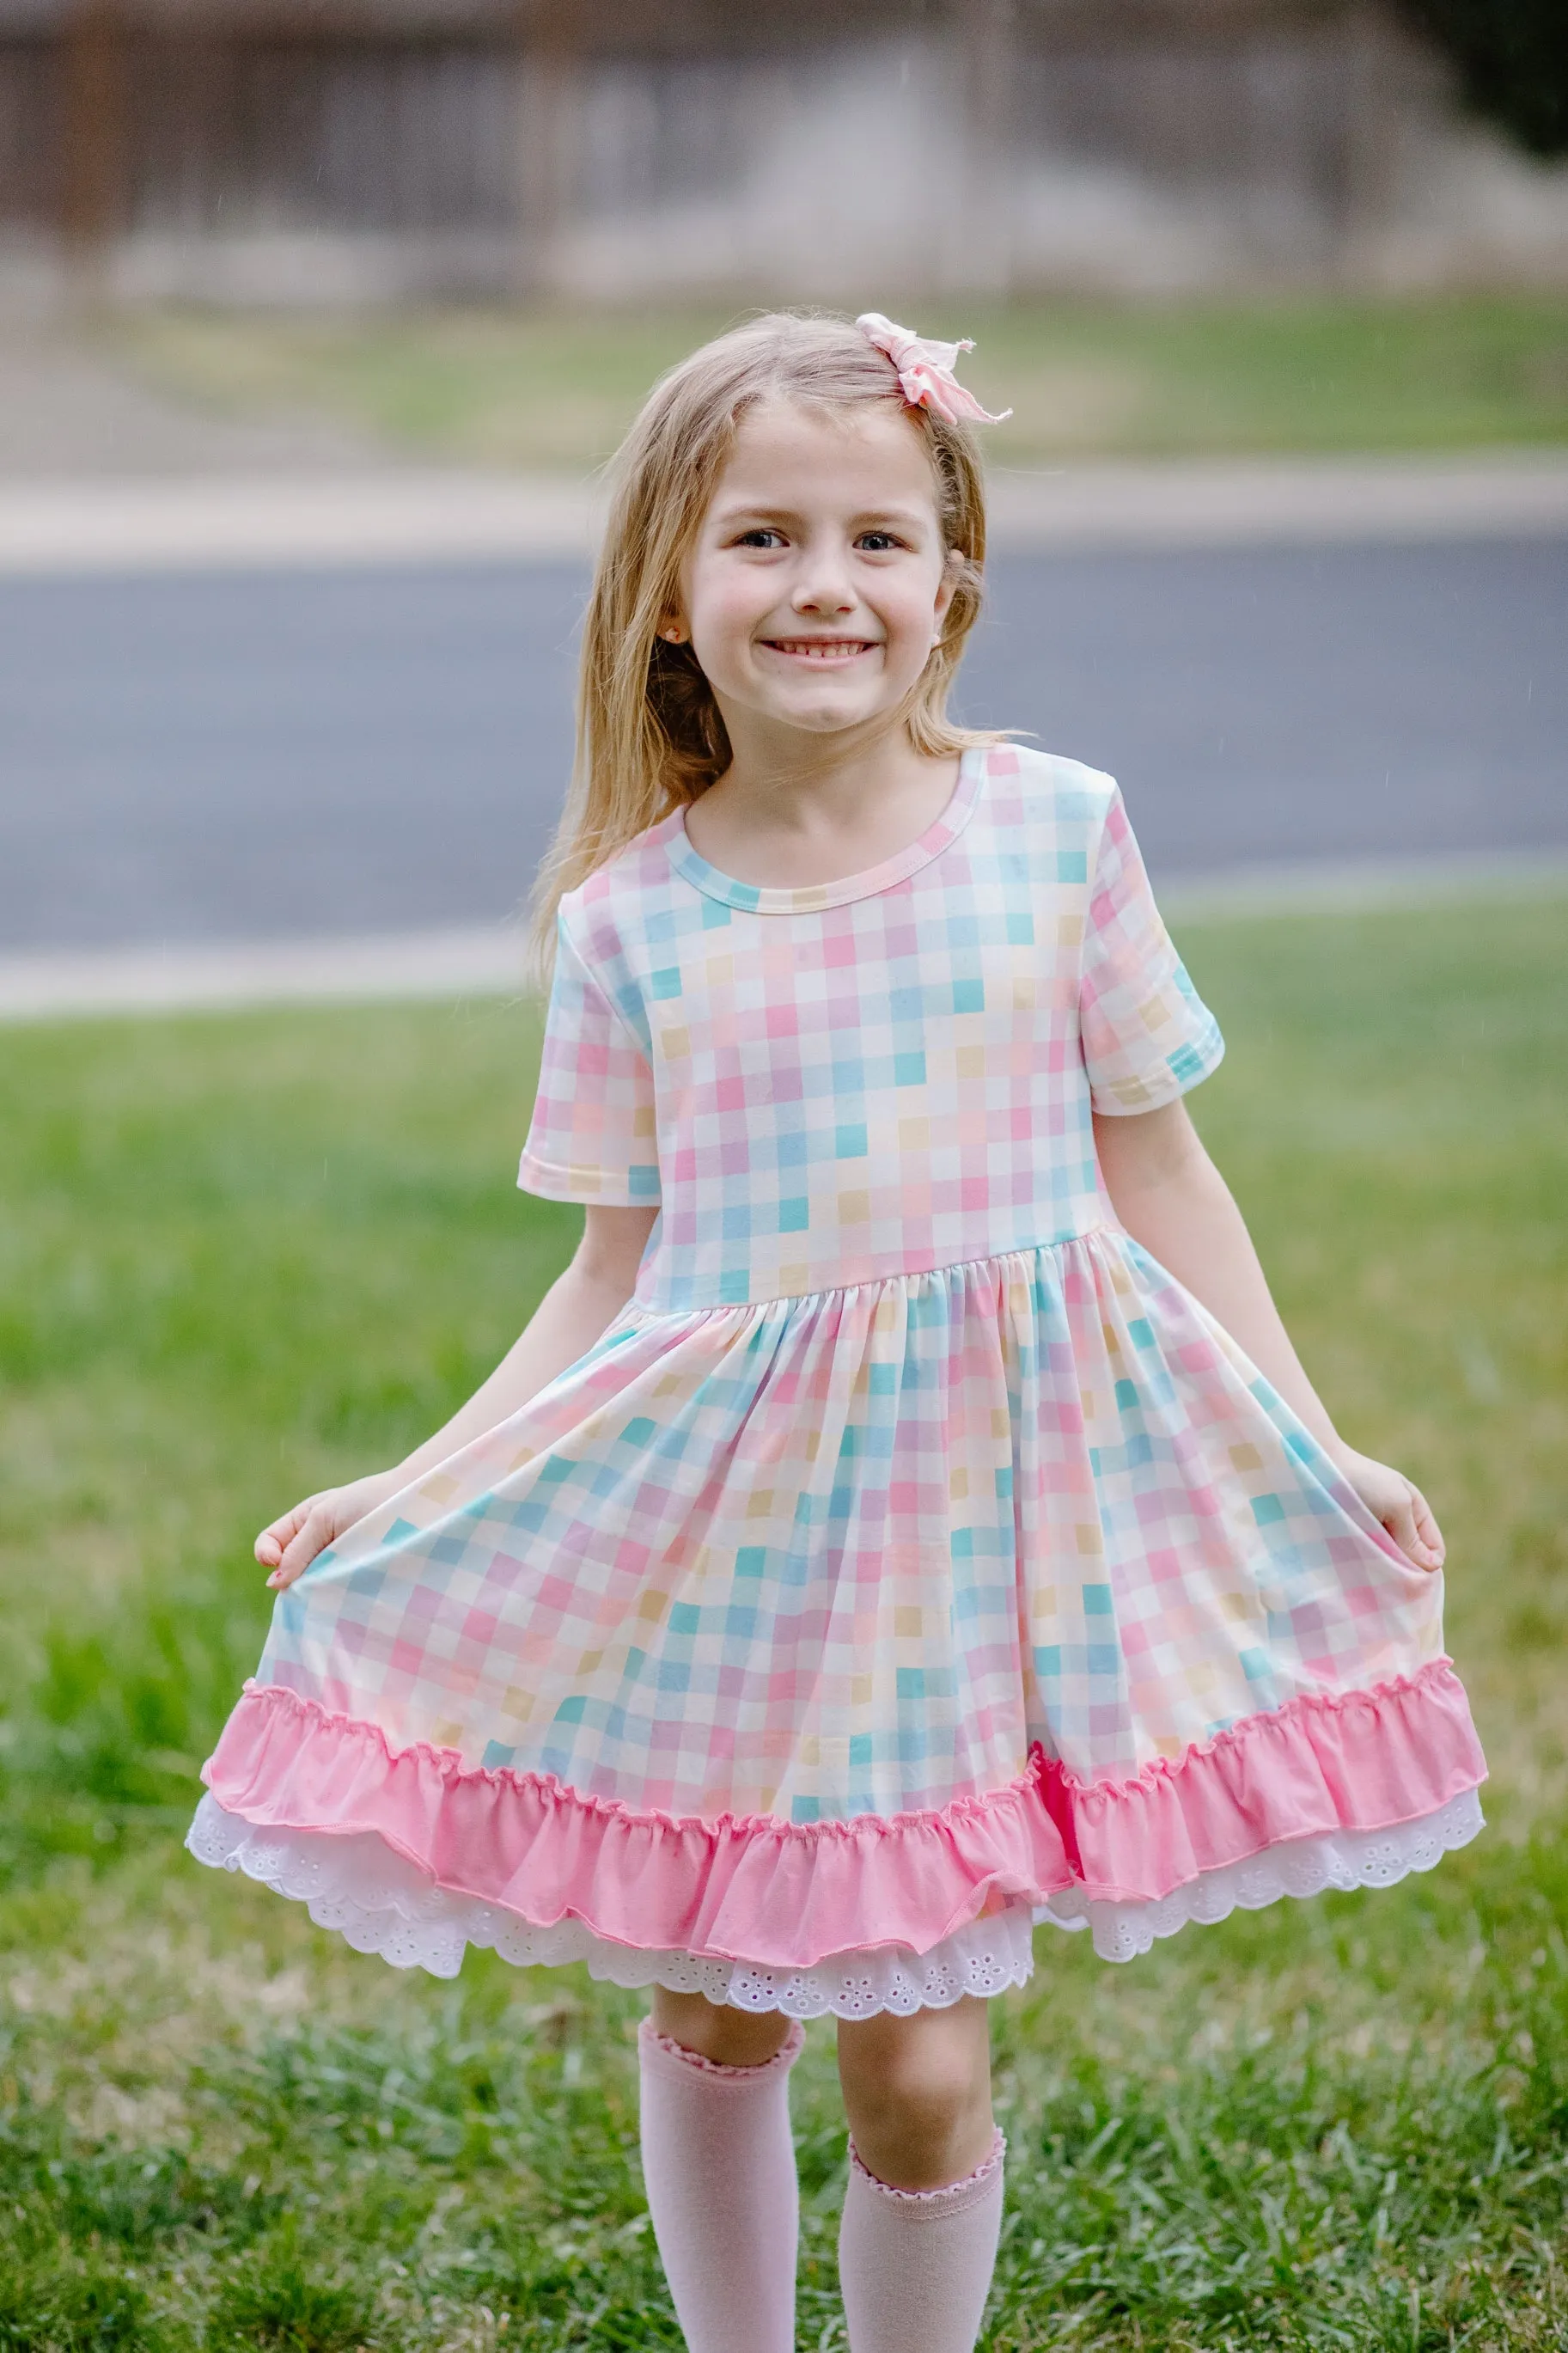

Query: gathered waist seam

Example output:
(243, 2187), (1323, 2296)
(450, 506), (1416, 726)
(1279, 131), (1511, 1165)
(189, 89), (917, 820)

(622, 1226), (1118, 1326)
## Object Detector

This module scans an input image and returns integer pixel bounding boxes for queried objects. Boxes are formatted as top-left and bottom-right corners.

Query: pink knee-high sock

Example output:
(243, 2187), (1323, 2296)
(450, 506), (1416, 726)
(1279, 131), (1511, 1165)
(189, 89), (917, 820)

(838, 2129), (1006, 2353)
(637, 2015), (804, 2353)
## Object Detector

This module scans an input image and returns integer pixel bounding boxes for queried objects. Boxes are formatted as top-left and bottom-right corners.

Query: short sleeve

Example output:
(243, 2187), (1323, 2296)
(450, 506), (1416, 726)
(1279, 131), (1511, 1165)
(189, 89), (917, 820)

(518, 915), (661, 1205)
(1079, 787), (1224, 1115)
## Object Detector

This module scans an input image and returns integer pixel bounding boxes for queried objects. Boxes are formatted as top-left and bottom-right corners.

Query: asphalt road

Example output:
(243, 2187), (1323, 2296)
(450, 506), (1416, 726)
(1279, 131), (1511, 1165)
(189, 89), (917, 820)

(2, 537), (1564, 953)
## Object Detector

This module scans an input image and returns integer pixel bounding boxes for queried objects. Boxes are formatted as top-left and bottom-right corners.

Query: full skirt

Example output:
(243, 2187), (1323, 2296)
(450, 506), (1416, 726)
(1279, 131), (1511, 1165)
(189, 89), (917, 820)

(190, 1230), (1486, 2015)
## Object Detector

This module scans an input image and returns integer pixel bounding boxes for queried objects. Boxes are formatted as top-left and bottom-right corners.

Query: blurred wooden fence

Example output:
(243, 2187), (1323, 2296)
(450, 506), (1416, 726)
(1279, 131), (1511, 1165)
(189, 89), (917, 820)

(2, 2), (529, 246)
(0, 0), (1562, 299)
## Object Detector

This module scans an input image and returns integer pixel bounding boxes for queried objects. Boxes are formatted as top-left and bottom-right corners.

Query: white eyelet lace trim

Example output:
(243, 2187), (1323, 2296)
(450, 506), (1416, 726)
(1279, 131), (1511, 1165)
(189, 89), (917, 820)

(186, 1784), (1482, 2017)
(1036, 1784), (1485, 1962)
(186, 1794), (1034, 2018)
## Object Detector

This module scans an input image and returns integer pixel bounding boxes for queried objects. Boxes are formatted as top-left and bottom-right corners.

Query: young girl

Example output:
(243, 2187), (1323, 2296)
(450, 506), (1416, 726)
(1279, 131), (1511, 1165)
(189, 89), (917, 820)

(191, 310), (1486, 2353)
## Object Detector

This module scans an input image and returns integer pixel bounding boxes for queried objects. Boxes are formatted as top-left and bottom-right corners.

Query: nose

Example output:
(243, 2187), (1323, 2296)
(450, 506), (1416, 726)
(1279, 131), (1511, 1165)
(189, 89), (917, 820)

(790, 540), (857, 618)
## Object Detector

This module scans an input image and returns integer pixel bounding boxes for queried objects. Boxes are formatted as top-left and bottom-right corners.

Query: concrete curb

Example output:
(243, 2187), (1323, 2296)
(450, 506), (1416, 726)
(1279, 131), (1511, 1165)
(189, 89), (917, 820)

(985, 453), (1568, 552)
(3, 453), (1566, 576)
(1158, 852), (1568, 923)
(0, 473), (606, 576)
(0, 926), (533, 1021)
(4, 856), (1564, 1023)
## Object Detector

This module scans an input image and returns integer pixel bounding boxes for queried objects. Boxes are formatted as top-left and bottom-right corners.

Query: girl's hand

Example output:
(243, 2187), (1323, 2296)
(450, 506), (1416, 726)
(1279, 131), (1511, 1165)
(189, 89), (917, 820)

(256, 1469), (408, 1591)
(1332, 1446), (1445, 1573)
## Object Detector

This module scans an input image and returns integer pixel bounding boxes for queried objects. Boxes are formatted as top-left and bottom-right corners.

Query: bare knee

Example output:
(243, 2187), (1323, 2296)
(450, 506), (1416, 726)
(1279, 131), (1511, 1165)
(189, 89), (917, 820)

(837, 1999), (994, 2191)
(649, 1987), (796, 2069)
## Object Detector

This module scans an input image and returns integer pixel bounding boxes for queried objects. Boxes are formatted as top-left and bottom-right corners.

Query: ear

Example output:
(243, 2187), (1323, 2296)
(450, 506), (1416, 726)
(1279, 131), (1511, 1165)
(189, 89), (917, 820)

(658, 614), (688, 645)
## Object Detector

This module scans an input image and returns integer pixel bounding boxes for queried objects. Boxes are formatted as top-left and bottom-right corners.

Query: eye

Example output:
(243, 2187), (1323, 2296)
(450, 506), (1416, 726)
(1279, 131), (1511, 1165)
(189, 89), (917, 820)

(855, 529), (907, 553)
(732, 527), (787, 549)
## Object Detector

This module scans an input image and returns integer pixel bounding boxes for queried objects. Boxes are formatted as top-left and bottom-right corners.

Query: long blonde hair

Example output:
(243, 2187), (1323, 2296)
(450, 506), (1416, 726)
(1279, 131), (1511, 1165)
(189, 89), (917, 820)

(528, 309), (1003, 977)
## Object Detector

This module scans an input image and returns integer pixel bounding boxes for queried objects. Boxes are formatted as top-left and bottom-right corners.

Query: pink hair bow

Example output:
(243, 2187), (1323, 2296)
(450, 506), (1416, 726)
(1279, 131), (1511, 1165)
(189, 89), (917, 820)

(856, 312), (1011, 426)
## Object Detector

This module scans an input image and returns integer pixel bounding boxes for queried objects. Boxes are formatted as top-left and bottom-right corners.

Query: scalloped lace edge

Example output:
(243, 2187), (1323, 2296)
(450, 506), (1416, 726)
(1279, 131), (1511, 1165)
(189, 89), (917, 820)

(186, 1786), (1483, 2017)
(1034, 1785), (1485, 1961)
(186, 1794), (1034, 2016)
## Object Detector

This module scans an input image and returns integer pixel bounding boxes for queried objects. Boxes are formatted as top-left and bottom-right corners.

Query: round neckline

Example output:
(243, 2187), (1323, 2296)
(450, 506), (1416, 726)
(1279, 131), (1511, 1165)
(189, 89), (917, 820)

(668, 747), (988, 914)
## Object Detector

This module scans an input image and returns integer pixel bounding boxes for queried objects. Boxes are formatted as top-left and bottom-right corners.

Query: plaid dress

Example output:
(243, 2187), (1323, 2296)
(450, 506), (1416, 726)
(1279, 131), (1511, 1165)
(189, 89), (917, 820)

(190, 746), (1485, 2015)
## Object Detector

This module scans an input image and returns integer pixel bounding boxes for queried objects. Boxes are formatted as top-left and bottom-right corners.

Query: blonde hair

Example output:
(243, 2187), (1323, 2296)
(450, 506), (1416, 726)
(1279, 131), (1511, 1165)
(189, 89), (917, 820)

(528, 308), (1004, 978)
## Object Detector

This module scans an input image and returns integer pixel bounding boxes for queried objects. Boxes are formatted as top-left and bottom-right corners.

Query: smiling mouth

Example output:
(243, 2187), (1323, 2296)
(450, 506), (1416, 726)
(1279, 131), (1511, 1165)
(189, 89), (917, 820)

(761, 639), (879, 660)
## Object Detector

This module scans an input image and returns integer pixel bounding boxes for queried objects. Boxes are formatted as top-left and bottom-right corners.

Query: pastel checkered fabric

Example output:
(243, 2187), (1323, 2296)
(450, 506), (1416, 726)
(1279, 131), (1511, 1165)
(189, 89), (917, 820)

(250, 746), (1449, 1833)
(258, 1234), (1446, 1822)
(518, 749), (1224, 1311)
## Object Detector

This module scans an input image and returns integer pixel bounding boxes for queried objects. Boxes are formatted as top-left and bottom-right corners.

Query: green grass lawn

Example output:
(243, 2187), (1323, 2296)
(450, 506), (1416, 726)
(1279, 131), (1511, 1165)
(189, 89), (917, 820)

(117, 295), (1568, 474)
(1, 896), (1565, 2349)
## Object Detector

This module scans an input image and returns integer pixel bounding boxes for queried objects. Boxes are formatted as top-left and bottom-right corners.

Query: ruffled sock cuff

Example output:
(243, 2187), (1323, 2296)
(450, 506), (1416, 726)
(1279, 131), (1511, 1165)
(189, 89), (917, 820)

(638, 2014), (806, 2084)
(848, 2126), (1005, 2213)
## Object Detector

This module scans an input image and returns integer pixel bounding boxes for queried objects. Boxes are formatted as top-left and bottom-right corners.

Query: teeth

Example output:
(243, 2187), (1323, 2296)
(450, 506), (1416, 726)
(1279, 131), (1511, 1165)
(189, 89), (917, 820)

(770, 640), (871, 657)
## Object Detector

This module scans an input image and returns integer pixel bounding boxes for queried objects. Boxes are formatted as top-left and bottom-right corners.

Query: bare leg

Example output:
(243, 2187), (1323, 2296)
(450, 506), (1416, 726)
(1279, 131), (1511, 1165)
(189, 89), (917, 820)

(651, 1986), (797, 2066)
(837, 1995), (994, 2190)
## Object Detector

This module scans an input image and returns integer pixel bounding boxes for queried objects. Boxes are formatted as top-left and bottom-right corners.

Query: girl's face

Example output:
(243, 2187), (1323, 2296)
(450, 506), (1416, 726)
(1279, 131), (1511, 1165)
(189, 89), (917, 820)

(674, 398), (960, 746)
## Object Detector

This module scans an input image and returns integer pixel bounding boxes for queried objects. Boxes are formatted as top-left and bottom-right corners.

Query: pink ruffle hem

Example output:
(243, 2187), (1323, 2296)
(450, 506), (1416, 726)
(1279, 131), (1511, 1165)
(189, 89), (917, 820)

(201, 1662), (1485, 1971)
